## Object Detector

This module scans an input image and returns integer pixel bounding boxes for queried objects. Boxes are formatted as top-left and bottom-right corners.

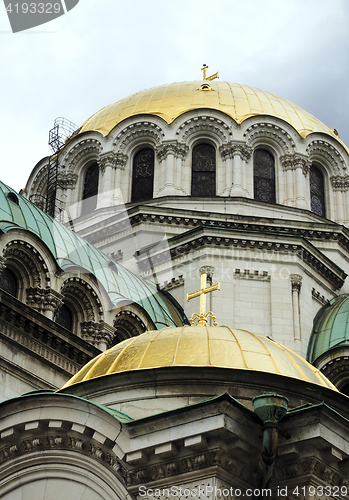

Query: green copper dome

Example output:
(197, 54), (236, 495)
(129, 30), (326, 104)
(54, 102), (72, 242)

(307, 295), (349, 363)
(0, 181), (184, 329)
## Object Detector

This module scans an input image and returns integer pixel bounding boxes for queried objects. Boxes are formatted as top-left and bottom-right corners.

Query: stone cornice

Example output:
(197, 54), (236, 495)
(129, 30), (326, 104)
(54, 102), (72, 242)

(0, 289), (100, 376)
(134, 226), (346, 290)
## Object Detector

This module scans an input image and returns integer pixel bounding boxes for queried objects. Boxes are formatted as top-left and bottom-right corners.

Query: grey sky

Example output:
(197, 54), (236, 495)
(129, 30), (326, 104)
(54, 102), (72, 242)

(1, 0), (348, 192)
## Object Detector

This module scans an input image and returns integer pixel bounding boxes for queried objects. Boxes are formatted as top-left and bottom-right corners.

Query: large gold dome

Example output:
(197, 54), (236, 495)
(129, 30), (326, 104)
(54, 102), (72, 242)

(61, 325), (336, 391)
(79, 81), (341, 143)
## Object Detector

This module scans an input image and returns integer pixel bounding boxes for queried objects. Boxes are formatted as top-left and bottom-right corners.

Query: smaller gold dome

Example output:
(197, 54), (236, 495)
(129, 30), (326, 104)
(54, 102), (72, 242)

(61, 326), (336, 391)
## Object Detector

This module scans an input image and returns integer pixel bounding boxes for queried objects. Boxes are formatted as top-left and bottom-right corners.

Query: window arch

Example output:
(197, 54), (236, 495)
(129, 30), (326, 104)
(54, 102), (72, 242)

(191, 143), (216, 197)
(81, 162), (99, 214)
(0, 268), (18, 297)
(253, 149), (276, 204)
(131, 148), (155, 202)
(310, 164), (326, 217)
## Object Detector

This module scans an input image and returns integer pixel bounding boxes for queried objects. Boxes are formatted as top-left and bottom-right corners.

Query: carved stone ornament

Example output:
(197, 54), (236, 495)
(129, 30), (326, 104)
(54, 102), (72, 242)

(280, 154), (311, 174)
(4, 241), (49, 288)
(219, 142), (252, 161)
(114, 122), (165, 151)
(26, 287), (64, 313)
(176, 116), (231, 144)
(244, 123), (296, 155)
(61, 277), (103, 322)
(80, 321), (114, 347)
(57, 171), (78, 189)
(290, 274), (302, 292)
(306, 140), (345, 175)
(98, 152), (118, 173)
(0, 256), (7, 276)
(63, 139), (102, 167)
(156, 141), (189, 162)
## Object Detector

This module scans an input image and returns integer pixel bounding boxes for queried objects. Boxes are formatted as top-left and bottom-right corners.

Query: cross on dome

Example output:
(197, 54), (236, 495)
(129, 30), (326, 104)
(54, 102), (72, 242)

(187, 271), (220, 326)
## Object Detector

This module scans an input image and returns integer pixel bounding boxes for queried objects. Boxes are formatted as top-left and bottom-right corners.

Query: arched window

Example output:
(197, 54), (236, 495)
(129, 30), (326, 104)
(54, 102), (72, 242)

(131, 148), (154, 202)
(55, 304), (73, 331)
(310, 165), (326, 217)
(191, 144), (216, 197)
(0, 268), (18, 297)
(253, 149), (276, 204)
(81, 162), (99, 214)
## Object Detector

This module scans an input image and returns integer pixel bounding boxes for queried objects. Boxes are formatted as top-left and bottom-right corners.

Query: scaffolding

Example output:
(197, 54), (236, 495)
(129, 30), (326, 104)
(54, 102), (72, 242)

(46, 117), (78, 218)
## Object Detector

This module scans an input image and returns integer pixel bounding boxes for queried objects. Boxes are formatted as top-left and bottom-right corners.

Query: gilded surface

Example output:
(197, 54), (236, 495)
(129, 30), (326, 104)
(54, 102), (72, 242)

(61, 325), (337, 390)
(79, 81), (343, 145)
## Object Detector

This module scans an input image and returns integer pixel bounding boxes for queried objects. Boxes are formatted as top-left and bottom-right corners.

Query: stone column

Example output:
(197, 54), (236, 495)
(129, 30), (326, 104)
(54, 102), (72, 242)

(156, 141), (188, 197)
(290, 274), (302, 341)
(97, 153), (117, 208)
(114, 153), (128, 204)
(294, 157), (310, 210)
(219, 144), (233, 196)
(331, 176), (345, 224)
(57, 171), (78, 222)
(280, 155), (295, 206)
(230, 144), (252, 197)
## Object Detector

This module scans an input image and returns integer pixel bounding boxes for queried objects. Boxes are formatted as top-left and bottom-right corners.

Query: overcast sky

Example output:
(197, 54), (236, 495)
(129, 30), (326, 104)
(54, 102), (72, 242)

(1, 0), (349, 192)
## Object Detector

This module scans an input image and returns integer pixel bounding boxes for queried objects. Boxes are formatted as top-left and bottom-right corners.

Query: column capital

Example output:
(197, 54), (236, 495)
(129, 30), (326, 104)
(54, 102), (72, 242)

(156, 141), (188, 162)
(290, 274), (302, 292)
(220, 142), (252, 161)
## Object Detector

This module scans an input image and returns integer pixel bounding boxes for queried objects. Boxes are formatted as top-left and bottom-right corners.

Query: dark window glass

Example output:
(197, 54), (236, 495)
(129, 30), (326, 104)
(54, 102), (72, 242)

(310, 165), (326, 217)
(0, 268), (18, 297)
(191, 144), (216, 197)
(81, 162), (99, 214)
(253, 149), (276, 204)
(131, 149), (154, 202)
(55, 304), (73, 331)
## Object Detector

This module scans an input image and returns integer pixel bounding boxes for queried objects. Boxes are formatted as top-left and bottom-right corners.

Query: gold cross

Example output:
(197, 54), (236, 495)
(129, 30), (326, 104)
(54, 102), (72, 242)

(187, 272), (220, 326)
(201, 64), (219, 81)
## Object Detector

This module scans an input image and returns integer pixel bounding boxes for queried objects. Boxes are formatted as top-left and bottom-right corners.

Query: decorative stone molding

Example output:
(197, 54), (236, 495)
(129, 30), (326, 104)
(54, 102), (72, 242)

(135, 233), (345, 290)
(311, 288), (329, 305)
(234, 269), (270, 281)
(26, 287), (64, 314)
(63, 139), (102, 167)
(290, 273), (302, 292)
(219, 142), (252, 161)
(61, 277), (103, 322)
(162, 275), (184, 291)
(176, 116), (231, 144)
(80, 320), (114, 347)
(274, 456), (348, 489)
(306, 140), (345, 175)
(244, 123), (296, 155)
(125, 448), (254, 487)
(114, 122), (165, 151)
(30, 163), (49, 199)
(57, 171), (78, 189)
(0, 256), (6, 276)
(320, 355), (349, 389)
(330, 175), (349, 191)
(113, 310), (147, 343)
(98, 152), (118, 173)
(280, 154), (311, 175)
(0, 292), (98, 374)
(156, 141), (189, 162)
(4, 241), (50, 288)
(0, 422), (126, 484)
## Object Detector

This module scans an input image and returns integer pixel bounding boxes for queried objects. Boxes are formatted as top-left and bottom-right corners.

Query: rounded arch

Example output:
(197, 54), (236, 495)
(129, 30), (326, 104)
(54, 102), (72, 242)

(243, 119), (296, 157)
(80, 161), (99, 215)
(112, 303), (154, 346)
(58, 277), (104, 335)
(2, 239), (51, 301)
(175, 113), (231, 146)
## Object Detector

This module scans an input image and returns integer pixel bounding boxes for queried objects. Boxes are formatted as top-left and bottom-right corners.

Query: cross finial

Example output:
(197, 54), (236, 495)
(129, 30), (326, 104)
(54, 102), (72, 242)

(187, 272), (220, 326)
(201, 64), (219, 81)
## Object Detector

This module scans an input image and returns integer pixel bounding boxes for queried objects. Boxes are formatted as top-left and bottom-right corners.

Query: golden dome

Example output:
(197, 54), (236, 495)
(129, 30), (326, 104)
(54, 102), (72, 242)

(61, 325), (336, 391)
(79, 81), (342, 144)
